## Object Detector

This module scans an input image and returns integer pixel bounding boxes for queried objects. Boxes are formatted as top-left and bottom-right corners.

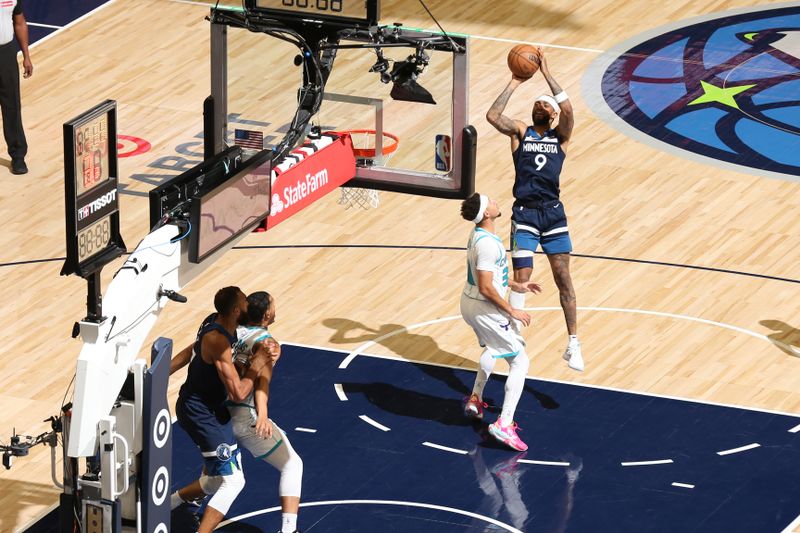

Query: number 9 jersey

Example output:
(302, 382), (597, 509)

(512, 127), (565, 204)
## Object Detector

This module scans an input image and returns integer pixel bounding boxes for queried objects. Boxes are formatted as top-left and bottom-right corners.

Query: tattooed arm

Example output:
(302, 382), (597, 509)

(486, 77), (529, 151)
(538, 50), (574, 150)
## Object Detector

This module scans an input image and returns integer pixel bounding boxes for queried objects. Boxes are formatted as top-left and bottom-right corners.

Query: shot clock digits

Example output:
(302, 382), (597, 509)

(61, 100), (126, 278)
(248, 0), (379, 25)
(74, 113), (109, 196)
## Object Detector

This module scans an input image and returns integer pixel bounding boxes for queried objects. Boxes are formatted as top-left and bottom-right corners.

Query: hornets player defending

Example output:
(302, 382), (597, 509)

(229, 291), (303, 533)
(486, 47), (584, 372)
(460, 193), (541, 451)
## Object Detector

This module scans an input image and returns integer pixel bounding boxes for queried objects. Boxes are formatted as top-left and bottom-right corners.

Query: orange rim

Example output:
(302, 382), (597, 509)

(335, 129), (400, 158)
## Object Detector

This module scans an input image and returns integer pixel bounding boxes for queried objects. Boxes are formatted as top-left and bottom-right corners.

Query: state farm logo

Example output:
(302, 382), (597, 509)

(77, 190), (117, 221)
(270, 193), (284, 215)
(270, 168), (329, 217)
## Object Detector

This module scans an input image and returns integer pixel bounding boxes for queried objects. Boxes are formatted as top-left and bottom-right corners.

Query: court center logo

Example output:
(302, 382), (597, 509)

(585, 5), (800, 179)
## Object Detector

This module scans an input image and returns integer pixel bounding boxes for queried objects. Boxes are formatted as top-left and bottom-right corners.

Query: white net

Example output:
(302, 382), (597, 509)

(337, 129), (398, 210)
(338, 187), (380, 209)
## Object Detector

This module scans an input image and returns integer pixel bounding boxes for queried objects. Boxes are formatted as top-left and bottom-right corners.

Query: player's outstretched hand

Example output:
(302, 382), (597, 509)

(510, 309), (531, 327)
(523, 281), (542, 294)
(538, 47), (549, 75)
(255, 416), (273, 439)
(509, 280), (543, 294)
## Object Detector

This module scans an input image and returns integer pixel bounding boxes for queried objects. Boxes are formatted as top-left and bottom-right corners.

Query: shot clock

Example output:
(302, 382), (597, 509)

(61, 100), (126, 281)
(245, 0), (379, 26)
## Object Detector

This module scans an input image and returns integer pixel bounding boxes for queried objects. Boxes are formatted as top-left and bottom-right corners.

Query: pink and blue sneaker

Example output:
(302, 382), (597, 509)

(488, 420), (528, 452)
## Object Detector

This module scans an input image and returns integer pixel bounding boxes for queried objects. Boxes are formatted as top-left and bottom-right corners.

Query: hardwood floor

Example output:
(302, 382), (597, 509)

(1, 1), (798, 530)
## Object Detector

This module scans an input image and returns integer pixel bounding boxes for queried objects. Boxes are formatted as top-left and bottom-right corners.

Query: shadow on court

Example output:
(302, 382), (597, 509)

(760, 319), (800, 358)
(324, 318), (560, 411)
(323, 318), (474, 395)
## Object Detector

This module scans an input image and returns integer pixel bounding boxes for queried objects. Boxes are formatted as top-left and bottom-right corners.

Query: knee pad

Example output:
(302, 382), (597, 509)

(199, 473), (223, 495)
(511, 250), (534, 270)
(279, 452), (304, 498)
(206, 464), (245, 515)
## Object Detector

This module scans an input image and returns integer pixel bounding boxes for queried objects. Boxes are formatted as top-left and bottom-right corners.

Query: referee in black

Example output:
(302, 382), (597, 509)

(0, 1), (32, 175)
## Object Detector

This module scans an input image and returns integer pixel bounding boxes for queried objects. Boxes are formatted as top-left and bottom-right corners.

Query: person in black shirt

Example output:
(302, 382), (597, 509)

(0, 1), (32, 174)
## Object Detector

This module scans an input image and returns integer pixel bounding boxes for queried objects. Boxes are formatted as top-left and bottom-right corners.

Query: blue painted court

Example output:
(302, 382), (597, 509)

(26, 342), (800, 532)
(24, 0), (110, 44)
(165, 344), (799, 532)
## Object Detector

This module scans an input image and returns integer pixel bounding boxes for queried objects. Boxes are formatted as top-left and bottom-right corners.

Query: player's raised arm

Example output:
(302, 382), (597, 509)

(486, 78), (529, 142)
(539, 51), (574, 148)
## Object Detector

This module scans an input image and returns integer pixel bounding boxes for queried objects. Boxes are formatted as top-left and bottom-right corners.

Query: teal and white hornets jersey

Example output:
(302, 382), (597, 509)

(228, 325), (273, 416)
(463, 228), (509, 301)
(232, 325), (272, 366)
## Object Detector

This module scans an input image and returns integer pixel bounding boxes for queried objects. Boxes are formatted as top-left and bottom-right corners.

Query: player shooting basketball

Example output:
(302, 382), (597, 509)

(486, 46), (584, 372)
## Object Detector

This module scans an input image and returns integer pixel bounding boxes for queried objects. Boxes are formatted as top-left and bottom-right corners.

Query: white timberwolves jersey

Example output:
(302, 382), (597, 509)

(463, 228), (509, 301)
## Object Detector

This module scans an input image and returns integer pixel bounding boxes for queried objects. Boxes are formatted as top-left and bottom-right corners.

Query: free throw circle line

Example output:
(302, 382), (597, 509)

(219, 499), (523, 532)
(340, 305), (770, 371)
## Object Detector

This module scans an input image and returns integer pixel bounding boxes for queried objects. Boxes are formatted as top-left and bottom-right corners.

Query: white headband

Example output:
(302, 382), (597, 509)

(471, 194), (489, 224)
(535, 94), (560, 113)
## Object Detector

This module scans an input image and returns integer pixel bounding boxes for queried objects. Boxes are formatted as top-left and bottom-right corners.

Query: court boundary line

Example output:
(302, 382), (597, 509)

(28, 1), (117, 51)
(783, 512), (800, 533)
(28, 22), (61, 30)
(13, 502), (59, 533)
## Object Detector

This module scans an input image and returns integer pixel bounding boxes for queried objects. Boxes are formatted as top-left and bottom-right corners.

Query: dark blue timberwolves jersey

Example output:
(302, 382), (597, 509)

(178, 313), (238, 409)
(512, 127), (566, 203)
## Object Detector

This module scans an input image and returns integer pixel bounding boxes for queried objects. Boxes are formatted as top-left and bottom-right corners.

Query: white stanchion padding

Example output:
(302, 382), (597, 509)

(68, 225), (182, 457)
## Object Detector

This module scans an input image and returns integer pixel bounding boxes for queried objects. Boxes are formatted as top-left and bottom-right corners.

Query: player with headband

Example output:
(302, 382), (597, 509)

(460, 193), (542, 451)
(228, 291), (303, 533)
(486, 46), (584, 372)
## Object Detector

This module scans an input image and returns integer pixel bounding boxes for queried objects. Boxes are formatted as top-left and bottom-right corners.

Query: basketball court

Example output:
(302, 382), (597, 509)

(1, 0), (799, 532)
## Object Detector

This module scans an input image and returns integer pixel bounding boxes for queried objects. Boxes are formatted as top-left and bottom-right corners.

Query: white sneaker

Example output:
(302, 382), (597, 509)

(563, 340), (584, 372)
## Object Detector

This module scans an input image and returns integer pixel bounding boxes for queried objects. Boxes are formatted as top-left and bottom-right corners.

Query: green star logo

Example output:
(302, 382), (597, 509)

(688, 80), (755, 109)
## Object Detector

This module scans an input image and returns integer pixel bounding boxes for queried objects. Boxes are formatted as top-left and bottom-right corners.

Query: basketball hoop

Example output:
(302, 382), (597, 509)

(336, 129), (399, 210)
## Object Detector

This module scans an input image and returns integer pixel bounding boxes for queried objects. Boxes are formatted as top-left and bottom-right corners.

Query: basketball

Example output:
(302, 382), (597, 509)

(507, 44), (541, 79)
